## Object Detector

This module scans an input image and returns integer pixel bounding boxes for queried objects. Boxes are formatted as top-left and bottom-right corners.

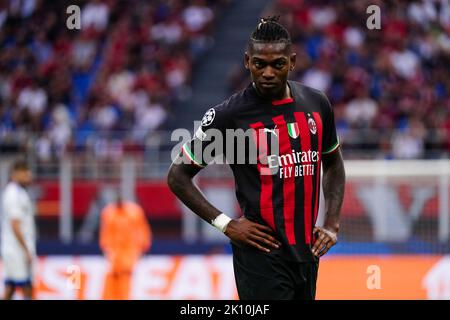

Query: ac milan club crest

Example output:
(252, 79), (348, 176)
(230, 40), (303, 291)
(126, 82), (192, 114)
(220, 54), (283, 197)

(308, 118), (317, 135)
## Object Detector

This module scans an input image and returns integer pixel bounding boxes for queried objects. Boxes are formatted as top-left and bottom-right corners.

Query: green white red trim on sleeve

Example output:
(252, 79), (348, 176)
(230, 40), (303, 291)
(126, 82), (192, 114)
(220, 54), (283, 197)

(182, 143), (206, 168)
(322, 137), (340, 155)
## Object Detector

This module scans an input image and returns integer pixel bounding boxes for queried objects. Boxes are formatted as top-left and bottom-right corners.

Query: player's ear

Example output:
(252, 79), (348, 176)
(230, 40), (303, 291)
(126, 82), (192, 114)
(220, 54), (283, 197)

(289, 52), (296, 72)
(244, 51), (250, 70)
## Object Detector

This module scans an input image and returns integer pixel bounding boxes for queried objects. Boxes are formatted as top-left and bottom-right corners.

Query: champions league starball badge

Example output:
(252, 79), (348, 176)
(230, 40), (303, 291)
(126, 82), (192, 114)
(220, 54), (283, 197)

(201, 108), (216, 127)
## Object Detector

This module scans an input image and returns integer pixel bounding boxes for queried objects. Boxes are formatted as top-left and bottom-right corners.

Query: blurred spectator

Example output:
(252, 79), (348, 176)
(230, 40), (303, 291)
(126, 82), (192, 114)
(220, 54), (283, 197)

(30, 31), (54, 65)
(389, 44), (420, 79)
(132, 97), (167, 141)
(90, 97), (119, 131)
(71, 32), (97, 72)
(8, 0), (38, 18)
(301, 60), (332, 93)
(182, 0), (215, 57)
(48, 104), (72, 156)
(182, 0), (214, 33)
(151, 16), (183, 45)
(344, 87), (378, 127)
(392, 117), (427, 159)
(81, 0), (110, 32)
(35, 133), (52, 163)
(17, 80), (47, 115)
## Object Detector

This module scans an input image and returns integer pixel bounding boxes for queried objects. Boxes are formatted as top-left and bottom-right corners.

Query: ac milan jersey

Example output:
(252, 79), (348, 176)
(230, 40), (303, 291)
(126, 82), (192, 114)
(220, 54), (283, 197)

(182, 80), (340, 262)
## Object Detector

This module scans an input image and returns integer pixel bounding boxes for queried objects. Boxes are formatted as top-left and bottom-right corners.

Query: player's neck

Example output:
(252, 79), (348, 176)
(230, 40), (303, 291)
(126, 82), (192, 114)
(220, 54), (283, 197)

(11, 180), (27, 189)
(252, 82), (292, 101)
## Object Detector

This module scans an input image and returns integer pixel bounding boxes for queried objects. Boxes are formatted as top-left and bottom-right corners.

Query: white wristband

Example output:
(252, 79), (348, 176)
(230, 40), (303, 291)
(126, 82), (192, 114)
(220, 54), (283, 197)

(211, 213), (232, 233)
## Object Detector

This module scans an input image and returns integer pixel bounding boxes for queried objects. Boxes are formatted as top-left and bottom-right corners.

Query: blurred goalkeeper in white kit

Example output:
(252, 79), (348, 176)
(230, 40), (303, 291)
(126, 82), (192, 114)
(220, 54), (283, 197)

(1, 159), (36, 300)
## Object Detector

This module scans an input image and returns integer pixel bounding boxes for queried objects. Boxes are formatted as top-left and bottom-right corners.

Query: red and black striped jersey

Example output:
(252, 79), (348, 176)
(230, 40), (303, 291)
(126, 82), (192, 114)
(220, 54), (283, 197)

(182, 80), (340, 262)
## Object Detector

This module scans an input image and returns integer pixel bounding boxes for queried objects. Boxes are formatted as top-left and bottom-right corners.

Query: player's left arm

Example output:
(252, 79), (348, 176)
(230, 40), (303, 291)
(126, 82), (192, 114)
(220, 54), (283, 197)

(312, 148), (345, 257)
(311, 91), (346, 257)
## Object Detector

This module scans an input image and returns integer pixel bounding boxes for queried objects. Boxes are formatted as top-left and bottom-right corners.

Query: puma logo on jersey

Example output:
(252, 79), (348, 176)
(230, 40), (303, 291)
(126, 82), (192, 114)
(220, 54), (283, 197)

(263, 125), (278, 137)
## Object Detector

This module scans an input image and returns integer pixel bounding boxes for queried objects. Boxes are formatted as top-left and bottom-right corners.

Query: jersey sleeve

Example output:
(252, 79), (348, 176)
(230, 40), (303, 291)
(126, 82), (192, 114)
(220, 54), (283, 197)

(182, 102), (232, 168)
(320, 93), (340, 155)
(3, 189), (24, 220)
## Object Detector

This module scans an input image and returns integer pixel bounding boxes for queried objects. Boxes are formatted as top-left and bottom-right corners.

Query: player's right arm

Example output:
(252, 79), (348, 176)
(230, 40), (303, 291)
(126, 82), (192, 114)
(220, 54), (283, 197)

(4, 189), (33, 264)
(167, 106), (281, 253)
(167, 156), (280, 252)
(11, 219), (33, 264)
(3, 190), (32, 263)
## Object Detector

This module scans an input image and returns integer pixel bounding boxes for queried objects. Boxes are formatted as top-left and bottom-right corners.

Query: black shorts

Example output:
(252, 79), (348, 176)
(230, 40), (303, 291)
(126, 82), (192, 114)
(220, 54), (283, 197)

(231, 243), (319, 300)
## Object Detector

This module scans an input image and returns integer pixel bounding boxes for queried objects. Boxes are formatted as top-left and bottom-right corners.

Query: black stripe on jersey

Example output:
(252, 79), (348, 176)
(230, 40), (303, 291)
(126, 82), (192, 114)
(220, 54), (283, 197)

(308, 112), (320, 243)
(292, 115), (306, 249)
(266, 118), (286, 241)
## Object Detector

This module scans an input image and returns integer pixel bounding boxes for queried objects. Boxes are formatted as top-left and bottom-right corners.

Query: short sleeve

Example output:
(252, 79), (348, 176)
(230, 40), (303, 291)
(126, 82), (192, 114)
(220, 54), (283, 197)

(3, 189), (24, 220)
(320, 93), (340, 155)
(182, 103), (232, 168)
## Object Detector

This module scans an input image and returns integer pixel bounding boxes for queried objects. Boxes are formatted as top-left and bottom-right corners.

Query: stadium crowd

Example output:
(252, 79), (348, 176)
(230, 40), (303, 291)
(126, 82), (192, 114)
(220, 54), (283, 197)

(0, 0), (227, 163)
(230, 0), (450, 159)
(0, 0), (449, 163)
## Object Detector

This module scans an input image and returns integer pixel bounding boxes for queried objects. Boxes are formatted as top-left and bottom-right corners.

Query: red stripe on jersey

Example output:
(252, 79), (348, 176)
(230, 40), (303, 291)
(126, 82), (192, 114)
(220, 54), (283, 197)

(312, 112), (323, 244)
(249, 122), (275, 230)
(272, 98), (294, 106)
(295, 112), (313, 244)
(272, 115), (296, 245)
